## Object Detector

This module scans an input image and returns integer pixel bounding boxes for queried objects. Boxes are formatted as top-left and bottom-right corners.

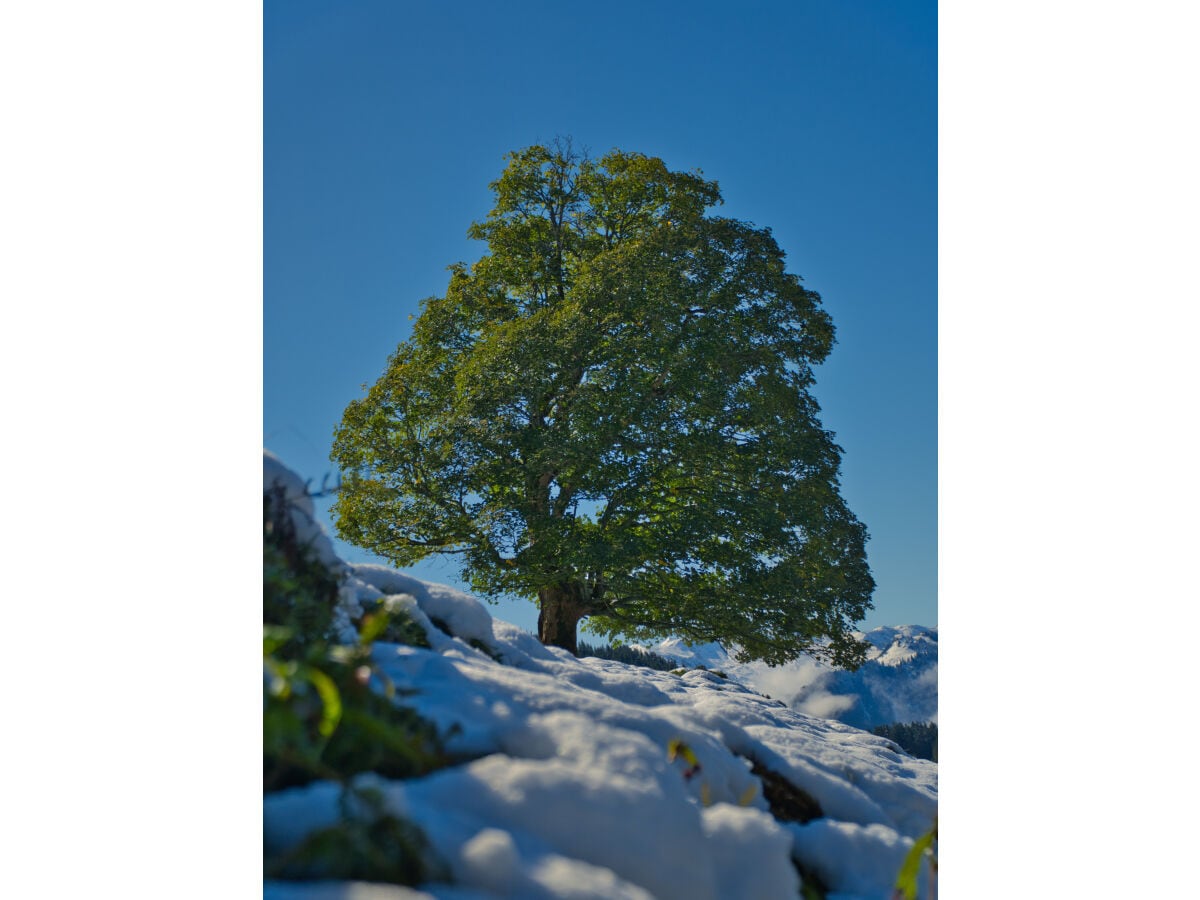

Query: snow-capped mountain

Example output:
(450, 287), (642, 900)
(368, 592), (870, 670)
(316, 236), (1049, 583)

(647, 625), (937, 732)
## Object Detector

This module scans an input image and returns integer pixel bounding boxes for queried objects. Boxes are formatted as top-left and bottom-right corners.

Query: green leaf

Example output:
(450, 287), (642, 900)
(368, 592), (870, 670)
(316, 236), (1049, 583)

(893, 820), (937, 900)
(304, 666), (343, 738)
(667, 738), (698, 767)
(263, 625), (294, 656)
(358, 610), (390, 646)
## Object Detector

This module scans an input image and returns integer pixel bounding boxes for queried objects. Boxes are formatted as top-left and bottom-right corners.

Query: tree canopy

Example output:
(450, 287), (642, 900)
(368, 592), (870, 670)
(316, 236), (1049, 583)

(331, 141), (874, 667)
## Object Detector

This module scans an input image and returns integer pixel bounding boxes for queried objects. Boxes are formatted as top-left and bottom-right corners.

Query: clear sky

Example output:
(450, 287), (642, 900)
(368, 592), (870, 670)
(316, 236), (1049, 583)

(265, 0), (937, 633)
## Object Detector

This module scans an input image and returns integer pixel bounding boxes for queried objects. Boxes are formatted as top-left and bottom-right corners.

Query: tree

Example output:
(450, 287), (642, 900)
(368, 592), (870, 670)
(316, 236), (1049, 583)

(331, 141), (874, 667)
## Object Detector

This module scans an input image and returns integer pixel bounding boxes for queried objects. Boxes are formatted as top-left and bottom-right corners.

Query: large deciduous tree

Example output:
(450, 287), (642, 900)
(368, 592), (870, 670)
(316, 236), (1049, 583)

(332, 142), (874, 667)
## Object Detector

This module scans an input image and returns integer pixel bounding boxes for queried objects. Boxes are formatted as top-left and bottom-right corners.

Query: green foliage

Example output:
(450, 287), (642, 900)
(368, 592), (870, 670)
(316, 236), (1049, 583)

(266, 785), (445, 887)
(264, 482), (339, 651)
(893, 819), (937, 900)
(872, 721), (938, 762)
(263, 614), (451, 793)
(332, 139), (874, 665)
(366, 601), (433, 649)
(265, 482), (449, 792)
(263, 626), (450, 882)
(576, 640), (679, 671)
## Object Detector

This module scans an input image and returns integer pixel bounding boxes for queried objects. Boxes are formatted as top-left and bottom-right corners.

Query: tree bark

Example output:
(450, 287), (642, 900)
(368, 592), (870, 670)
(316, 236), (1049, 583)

(537, 582), (590, 655)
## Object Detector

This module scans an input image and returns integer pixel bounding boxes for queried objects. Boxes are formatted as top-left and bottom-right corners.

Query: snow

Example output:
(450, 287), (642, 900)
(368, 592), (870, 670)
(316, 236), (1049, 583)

(644, 625), (938, 731)
(351, 564), (496, 649)
(788, 820), (932, 900)
(265, 453), (937, 898)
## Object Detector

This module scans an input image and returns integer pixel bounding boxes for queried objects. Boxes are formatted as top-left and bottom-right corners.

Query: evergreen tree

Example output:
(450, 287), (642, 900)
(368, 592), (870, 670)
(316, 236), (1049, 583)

(872, 722), (938, 762)
(577, 641), (680, 672)
(332, 141), (874, 666)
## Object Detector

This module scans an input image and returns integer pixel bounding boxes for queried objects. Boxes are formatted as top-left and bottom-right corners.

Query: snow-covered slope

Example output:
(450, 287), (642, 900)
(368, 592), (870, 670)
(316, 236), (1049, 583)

(264, 453), (937, 899)
(648, 625), (937, 731)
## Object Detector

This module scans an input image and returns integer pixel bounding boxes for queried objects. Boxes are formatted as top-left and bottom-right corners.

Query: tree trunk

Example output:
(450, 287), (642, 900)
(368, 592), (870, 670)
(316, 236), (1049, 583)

(537, 582), (589, 655)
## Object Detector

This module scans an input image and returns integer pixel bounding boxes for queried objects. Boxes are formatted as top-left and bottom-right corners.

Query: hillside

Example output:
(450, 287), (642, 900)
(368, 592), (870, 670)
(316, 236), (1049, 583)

(647, 625), (937, 732)
(265, 452), (937, 899)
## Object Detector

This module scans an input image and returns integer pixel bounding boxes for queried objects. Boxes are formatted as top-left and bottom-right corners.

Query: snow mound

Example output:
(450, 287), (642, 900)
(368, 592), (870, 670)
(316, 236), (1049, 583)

(264, 450), (342, 572)
(350, 564), (495, 649)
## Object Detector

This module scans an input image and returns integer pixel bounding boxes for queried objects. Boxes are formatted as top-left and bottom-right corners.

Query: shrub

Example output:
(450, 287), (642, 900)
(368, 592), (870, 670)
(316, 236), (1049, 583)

(263, 613), (452, 793)
(266, 784), (445, 886)
(264, 481), (456, 889)
(264, 481), (339, 650)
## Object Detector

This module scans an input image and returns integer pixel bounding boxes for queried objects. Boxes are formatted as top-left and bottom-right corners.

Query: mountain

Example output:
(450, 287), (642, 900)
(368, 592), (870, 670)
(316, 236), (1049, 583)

(647, 627), (938, 732)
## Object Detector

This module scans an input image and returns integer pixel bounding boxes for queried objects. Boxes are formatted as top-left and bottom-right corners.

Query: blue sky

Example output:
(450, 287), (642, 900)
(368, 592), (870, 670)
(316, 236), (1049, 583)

(265, 0), (937, 633)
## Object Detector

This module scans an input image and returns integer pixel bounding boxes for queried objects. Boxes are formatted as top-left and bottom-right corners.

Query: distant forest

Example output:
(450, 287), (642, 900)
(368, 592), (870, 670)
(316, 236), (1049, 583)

(872, 721), (937, 762)
(577, 641), (680, 672)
